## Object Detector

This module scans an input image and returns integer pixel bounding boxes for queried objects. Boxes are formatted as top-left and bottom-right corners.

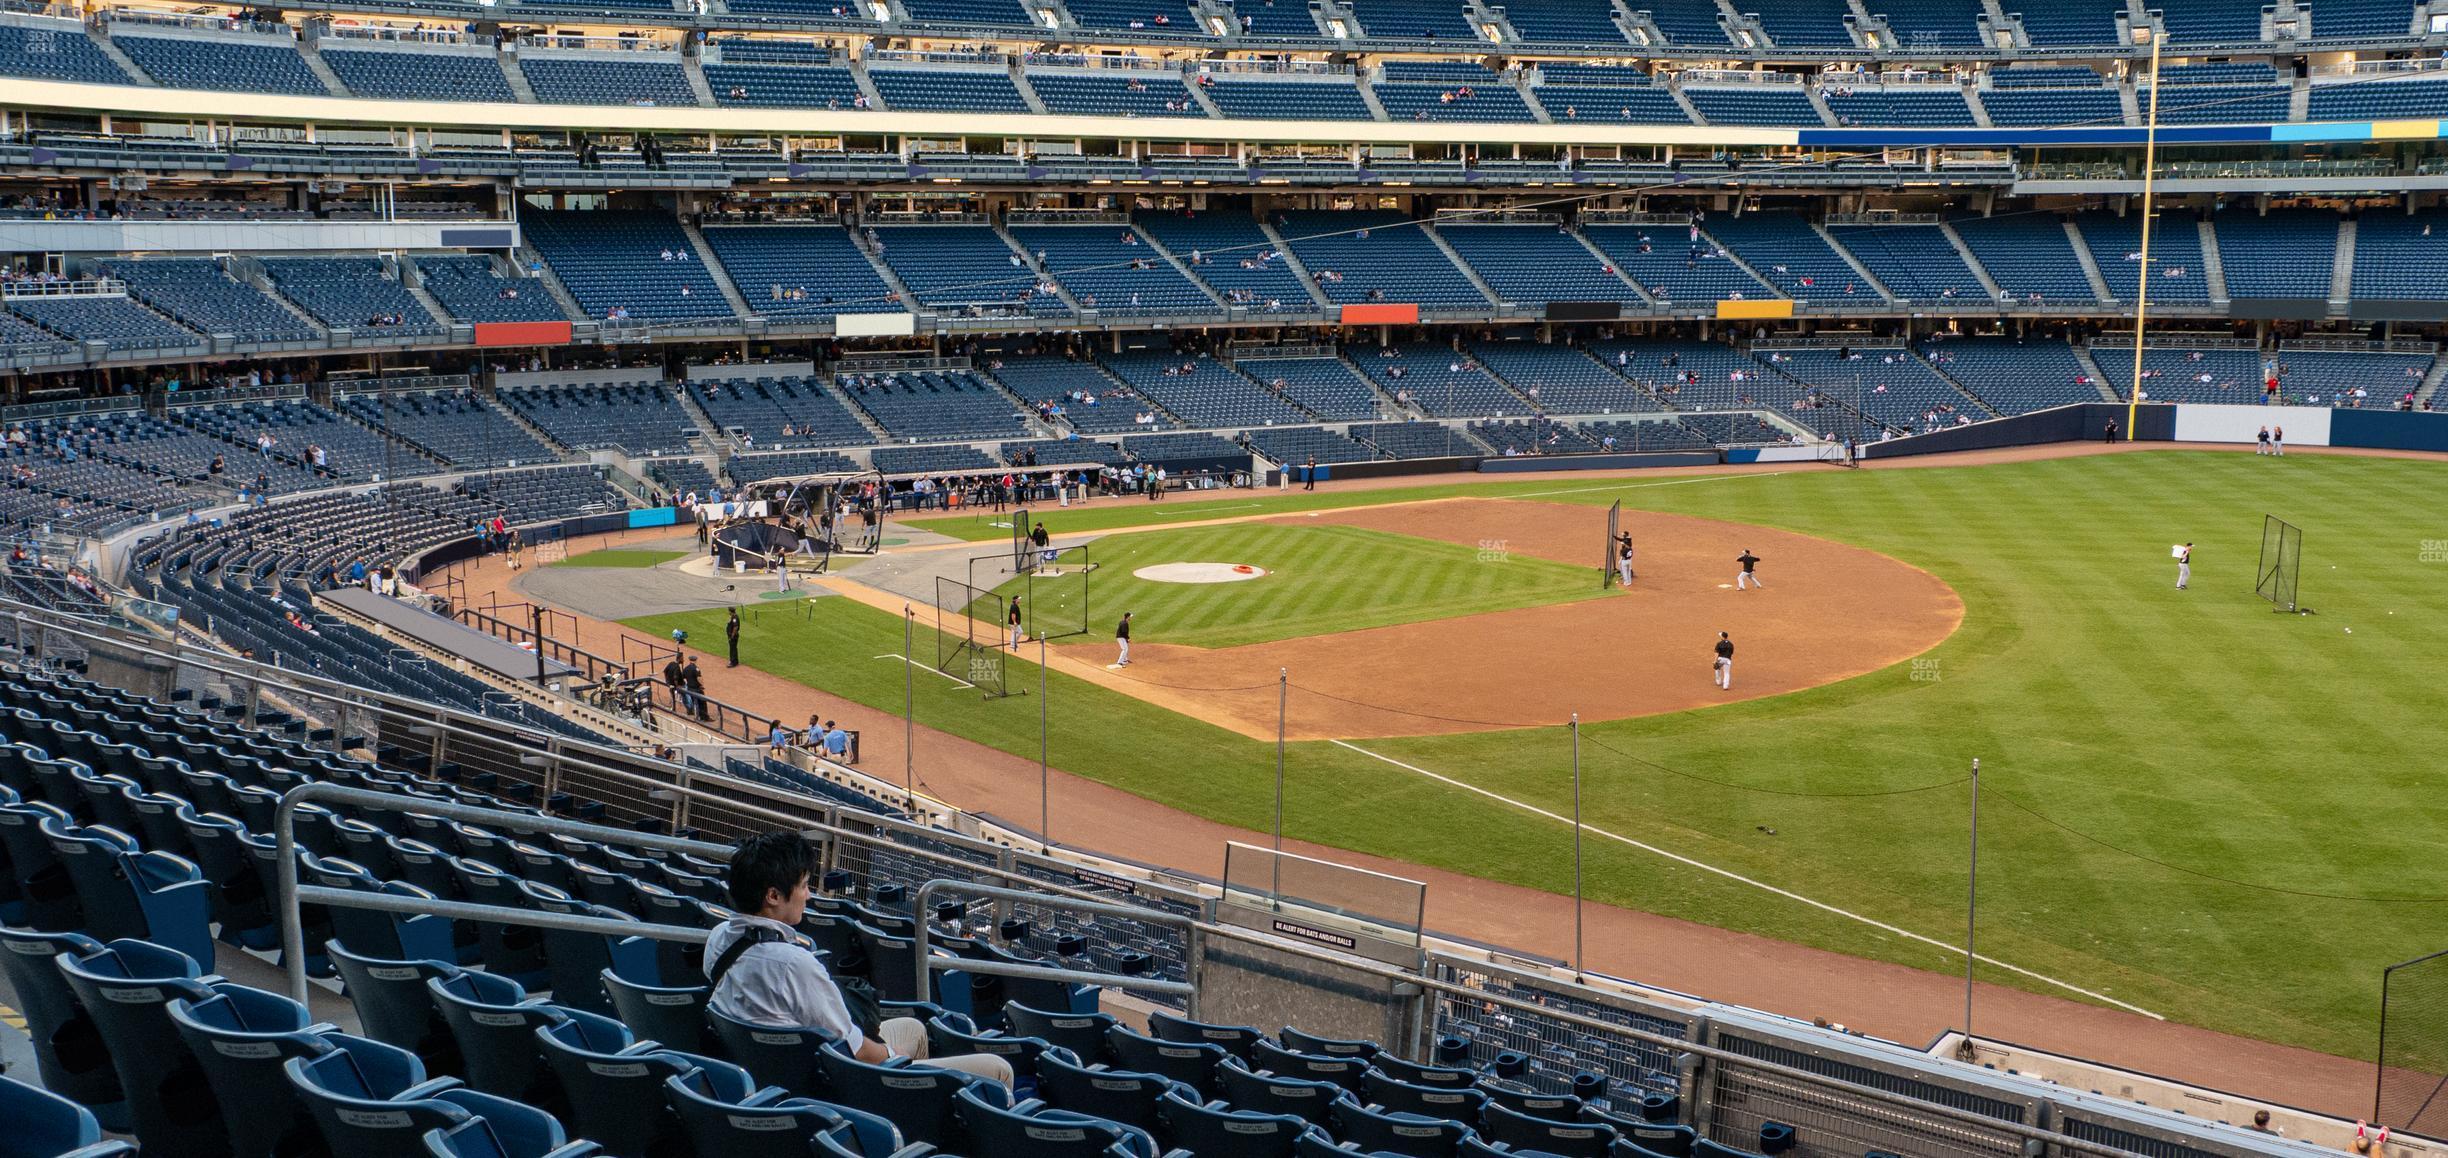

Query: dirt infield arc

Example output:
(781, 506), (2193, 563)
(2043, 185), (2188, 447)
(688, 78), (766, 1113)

(1052, 497), (1964, 740)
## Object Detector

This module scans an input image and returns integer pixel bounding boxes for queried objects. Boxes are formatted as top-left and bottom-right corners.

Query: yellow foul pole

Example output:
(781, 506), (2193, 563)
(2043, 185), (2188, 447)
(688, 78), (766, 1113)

(2126, 27), (2163, 441)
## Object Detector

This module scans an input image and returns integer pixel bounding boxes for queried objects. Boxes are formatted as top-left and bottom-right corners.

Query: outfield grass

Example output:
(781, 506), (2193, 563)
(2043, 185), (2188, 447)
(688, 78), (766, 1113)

(971, 523), (1606, 649)
(553, 549), (688, 569)
(635, 451), (2448, 1057)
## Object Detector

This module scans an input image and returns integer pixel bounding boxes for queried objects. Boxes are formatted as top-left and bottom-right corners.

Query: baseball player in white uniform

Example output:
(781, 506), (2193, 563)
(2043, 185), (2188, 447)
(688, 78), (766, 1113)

(1614, 533), (1636, 589)
(2176, 543), (2191, 590)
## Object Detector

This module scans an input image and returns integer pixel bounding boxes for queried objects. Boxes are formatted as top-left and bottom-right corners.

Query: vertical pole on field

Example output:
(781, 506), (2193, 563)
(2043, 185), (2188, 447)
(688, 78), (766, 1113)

(903, 606), (915, 801)
(1272, 666), (1288, 907)
(1572, 713), (1585, 979)
(1961, 756), (1980, 1056)
(1039, 628), (1050, 850)
(2127, 26), (2163, 441)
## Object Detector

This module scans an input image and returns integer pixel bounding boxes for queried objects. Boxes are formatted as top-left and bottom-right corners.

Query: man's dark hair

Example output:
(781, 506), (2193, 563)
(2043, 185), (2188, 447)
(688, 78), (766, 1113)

(726, 830), (818, 912)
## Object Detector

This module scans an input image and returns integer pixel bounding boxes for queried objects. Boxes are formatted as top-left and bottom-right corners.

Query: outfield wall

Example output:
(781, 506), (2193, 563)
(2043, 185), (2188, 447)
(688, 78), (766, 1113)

(1869, 402), (2448, 459)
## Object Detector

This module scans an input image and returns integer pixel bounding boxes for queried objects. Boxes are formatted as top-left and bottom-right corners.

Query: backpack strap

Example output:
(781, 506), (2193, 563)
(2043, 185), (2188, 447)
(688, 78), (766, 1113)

(708, 925), (784, 989)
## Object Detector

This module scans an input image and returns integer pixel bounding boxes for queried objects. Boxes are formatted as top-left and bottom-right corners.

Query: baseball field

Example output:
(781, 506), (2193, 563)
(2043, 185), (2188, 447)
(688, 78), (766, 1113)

(624, 448), (2448, 1061)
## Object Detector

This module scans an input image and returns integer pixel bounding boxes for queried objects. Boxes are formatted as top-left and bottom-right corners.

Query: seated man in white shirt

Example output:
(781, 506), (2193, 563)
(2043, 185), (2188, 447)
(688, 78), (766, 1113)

(705, 832), (1014, 1086)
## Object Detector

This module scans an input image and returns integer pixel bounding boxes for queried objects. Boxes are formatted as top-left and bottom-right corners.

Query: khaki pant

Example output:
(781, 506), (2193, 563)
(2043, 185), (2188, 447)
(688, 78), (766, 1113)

(880, 1017), (1014, 1086)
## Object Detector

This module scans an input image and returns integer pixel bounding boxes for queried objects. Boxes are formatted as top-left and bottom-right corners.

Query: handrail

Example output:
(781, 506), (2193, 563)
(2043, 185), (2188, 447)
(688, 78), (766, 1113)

(911, 880), (1199, 1007)
(274, 780), (731, 1005)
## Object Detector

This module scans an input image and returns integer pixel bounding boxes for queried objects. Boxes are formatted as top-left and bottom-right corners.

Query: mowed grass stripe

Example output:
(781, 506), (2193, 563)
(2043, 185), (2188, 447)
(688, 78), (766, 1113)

(989, 522), (1605, 649)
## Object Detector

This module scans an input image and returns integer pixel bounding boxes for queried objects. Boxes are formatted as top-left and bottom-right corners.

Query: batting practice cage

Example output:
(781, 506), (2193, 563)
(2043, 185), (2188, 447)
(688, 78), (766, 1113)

(1601, 500), (1623, 588)
(933, 577), (1009, 698)
(2376, 948), (2448, 1136)
(972, 542), (1095, 645)
(2257, 514), (2303, 612)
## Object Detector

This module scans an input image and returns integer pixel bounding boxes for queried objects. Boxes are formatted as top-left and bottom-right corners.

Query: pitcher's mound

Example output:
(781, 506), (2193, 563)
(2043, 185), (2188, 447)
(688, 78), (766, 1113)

(1134, 562), (1269, 584)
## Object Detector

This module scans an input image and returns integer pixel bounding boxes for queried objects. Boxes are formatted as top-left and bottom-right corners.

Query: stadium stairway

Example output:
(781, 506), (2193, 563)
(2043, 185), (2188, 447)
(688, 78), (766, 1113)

(1693, 222), (1781, 293)
(86, 22), (154, 86)
(673, 385), (736, 451)
(679, 221), (756, 320)
(998, 221), (1085, 313)
(1423, 225), (1504, 308)
(398, 265), (457, 330)
(1255, 219), (1334, 309)
(1801, 82), (1839, 125)
(2071, 344), (2116, 399)
(1129, 229), (1230, 312)
(492, 390), (577, 457)
(2067, 221), (2115, 301)
(1564, 230), (1658, 306)
(851, 230), (919, 310)
(2330, 218), (2357, 311)
(1009, 60), (1050, 113)
(513, 247), (590, 321)
(1813, 221), (1896, 300)
(1939, 221), (2007, 301)
(294, 35), (352, 98)
(225, 257), (331, 340)
(498, 47), (538, 101)
(683, 54), (718, 106)
(2418, 357), (2448, 408)
(2196, 217), (2231, 304)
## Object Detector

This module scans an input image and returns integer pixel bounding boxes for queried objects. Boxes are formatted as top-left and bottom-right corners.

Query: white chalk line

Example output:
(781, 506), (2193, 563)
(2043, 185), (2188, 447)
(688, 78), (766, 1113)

(1508, 471), (1794, 501)
(871, 654), (976, 689)
(1328, 738), (2163, 1020)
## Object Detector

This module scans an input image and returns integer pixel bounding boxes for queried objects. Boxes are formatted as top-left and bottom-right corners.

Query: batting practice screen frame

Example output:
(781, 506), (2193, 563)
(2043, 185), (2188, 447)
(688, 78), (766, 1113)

(933, 576), (1008, 697)
(1602, 499), (1623, 588)
(2376, 947), (2448, 1137)
(969, 543), (1094, 645)
(2256, 514), (2302, 612)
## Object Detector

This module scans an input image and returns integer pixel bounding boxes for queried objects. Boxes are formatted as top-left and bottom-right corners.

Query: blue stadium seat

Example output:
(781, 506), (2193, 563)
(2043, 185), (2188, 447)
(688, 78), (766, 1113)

(54, 939), (224, 1158)
(817, 1038), (1009, 1146)
(325, 45), (517, 102)
(426, 967), (565, 1104)
(1035, 1048), (1199, 1134)
(599, 968), (719, 1058)
(0, 1074), (135, 1158)
(0, 928), (125, 1125)
(951, 1084), (1160, 1157)
(1330, 1098), (1476, 1157)
(165, 985), (349, 1158)
(285, 1036), (573, 1158)
(661, 1060), (907, 1158)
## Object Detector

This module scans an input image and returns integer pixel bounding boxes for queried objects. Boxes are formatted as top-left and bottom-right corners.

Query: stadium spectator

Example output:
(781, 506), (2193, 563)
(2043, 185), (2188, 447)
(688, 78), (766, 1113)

(706, 830), (1012, 1084)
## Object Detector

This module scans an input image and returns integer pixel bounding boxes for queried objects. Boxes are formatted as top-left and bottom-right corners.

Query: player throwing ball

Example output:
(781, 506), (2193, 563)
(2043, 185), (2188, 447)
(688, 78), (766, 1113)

(1713, 631), (1735, 689)
(1736, 549), (1765, 590)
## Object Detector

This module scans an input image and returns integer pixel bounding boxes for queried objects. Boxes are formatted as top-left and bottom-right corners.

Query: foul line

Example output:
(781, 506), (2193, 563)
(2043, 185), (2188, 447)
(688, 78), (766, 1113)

(871, 654), (976, 689)
(1329, 738), (2164, 1020)
(1509, 471), (1794, 501)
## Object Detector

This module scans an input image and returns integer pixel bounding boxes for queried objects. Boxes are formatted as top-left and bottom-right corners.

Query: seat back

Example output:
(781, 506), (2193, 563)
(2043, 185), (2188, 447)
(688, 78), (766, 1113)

(0, 796), (81, 930)
(1157, 1088), (1319, 1157)
(950, 1084), (1147, 1157)
(1217, 1056), (1348, 1124)
(1621, 1122), (1699, 1156)
(166, 983), (335, 1158)
(426, 971), (563, 1104)
(0, 1072), (111, 1157)
(1001, 1001), (1115, 1062)
(1363, 1067), (1489, 1121)
(705, 1002), (831, 1095)
(1035, 1048), (1189, 1133)
(1106, 1024), (1226, 1095)
(1252, 1037), (1370, 1091)
(56, 939), (226, 1158)
(598, 969), (716, 1058)
(1280, 1025), (1380, 1059)
(1146, 1008), (1263, 1061)
(1482, 1100), (1619, 1158)
(1332, 1098), (1476, 1158)
(660, 1065), (853, 1158)
(284, 1044), (485, 1158)
(0, 927), (123, 1116)
(815, 1039), (987, 1146)
(925, 1014), (1052, 1080)
(533, 1009), (696, 1158)
(327, 941), (467, 1075)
